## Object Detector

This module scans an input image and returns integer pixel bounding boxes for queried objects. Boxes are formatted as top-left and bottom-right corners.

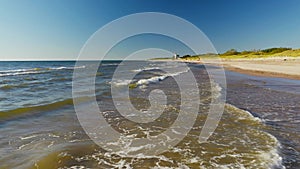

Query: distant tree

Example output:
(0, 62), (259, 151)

(240, 50), (252, 55)
(261, 47), (291, 54)
(221, 49), (240, 56)
(180, 55), (191, 59)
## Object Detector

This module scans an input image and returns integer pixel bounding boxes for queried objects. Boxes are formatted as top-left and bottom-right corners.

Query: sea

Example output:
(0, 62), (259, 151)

(0, 61), (299, 169)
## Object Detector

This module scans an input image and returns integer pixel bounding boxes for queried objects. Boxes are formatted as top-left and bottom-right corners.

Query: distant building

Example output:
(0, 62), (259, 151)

(173, 53), (179, 60)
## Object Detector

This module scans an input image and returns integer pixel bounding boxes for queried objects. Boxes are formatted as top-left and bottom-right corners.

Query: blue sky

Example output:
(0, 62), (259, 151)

(1, 0), (300, 60)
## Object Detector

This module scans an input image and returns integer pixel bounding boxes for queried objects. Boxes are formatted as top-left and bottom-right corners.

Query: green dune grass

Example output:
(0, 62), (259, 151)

(219, 48), (300, 59)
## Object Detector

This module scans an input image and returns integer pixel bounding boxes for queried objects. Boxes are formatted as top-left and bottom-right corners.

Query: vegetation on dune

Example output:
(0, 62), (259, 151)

(219, 47), (300, 59)
(220, 47), (292, 57)
(151, 48), (300, 60)
(180, 54), (219, 60)
(221, 49), (241, 56)
(180, 55), (200, 60)
(261, 47), (291, 54)
(179, 48), (300, 60)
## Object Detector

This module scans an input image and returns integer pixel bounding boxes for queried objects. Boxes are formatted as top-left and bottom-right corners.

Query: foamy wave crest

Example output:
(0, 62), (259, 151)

(257, 134), (284, 169)
(135, 69), (189, 85)
(132, 67), (160, 72)
(225, 103), (284, 168)
(0, 70), (44, 77)
(101, 63), (122, 66)
(49, 66), (72, 70)
(136, 69), (187, 85)
(110, 79), (132, 86)
(226, 103), (263, 123)
(210, 80), (223, 100)
(0, 66), (85, 77)
(110, 69), (189, 87)
(0, 69), (30, 73)
(136, 75), (168, 85)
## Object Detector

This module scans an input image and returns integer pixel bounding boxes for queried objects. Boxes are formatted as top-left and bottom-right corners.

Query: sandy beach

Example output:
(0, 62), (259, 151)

(198, 57), (300, 80)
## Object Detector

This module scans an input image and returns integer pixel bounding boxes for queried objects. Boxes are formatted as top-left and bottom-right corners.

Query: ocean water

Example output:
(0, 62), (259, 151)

(0, 61), (298, 168)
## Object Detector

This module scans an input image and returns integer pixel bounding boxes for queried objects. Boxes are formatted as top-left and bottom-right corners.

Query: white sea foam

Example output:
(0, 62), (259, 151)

(225, 103), (284, 168)
(110, 79), (132, 86)
(226, 103), (263, 123)
(132, 67), (160, 72)
(0, 70), (45, 77)
(20, 135), (39, 140)
(0, 66), (85, 77)
(258, 144), (284, 169)
(136, 75), (168, 85)
(136, 69), (189, 86)
(209, 80), (223, 100)
(110, 68), (189, 87)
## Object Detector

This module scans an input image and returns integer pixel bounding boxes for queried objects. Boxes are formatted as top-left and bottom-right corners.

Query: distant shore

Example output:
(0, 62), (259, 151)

(171, 48), (300, 80)
(152, 56), (300, 80)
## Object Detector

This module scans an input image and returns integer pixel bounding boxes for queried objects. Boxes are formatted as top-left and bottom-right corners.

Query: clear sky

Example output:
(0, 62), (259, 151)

(1, 0), (300, 60)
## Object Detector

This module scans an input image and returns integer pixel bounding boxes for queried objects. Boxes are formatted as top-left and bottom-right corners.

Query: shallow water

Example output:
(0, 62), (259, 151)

(0, 61), (298, 168)
(225, 70), (300, 168)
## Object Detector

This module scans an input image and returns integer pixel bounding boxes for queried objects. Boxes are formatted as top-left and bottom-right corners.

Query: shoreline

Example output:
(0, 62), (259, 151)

(223, 65), (300, 80)
(180, 57), (300, 80)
